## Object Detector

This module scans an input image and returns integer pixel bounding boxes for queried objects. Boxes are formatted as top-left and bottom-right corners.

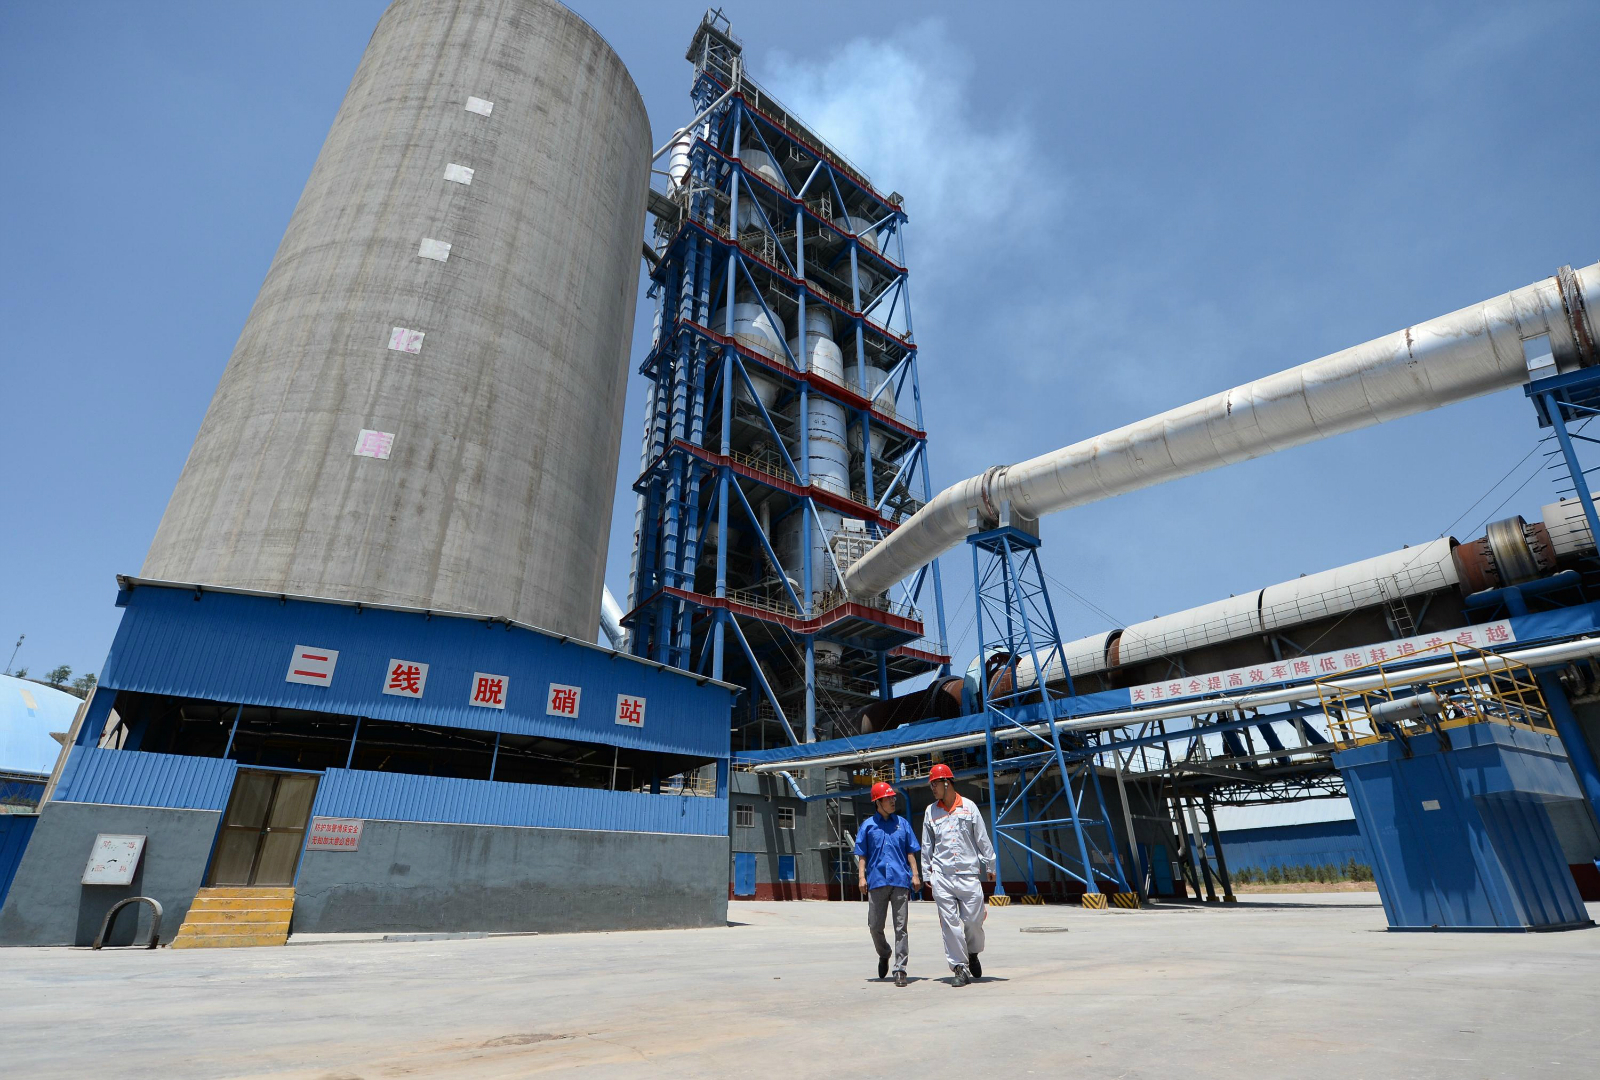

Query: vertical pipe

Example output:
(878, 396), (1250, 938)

(1112, 748), (1147, 902)
(1536, 671), (1600, 835)
(1202, 796), (1235, 902)
(345, 716), (362, 770)
(1085, 755), (1129, 891)
(804, 637), (816, 742)
(1169, 790), (1200, 899)
(1185, 799), (1218, 902)
(488, 730), (500, 781)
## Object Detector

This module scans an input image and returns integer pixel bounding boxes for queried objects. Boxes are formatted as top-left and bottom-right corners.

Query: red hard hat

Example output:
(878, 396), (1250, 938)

(928, 763), (954, 781)
(869, 781), (896, 802)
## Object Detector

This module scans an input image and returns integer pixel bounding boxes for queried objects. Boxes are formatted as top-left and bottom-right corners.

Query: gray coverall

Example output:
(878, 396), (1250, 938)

(921, 794), (997, 971)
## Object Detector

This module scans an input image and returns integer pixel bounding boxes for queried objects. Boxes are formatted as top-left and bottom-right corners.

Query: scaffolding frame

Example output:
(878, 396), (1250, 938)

(628, 14), (950, 752)
(969, 519), (1129, 898)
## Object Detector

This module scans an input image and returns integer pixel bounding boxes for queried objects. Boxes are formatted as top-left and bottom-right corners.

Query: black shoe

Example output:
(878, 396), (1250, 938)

(895, 970), (907, 988)
(968, 953), (982, 979)
(878, 955), (889, 980)
(952, 965), (970, 987)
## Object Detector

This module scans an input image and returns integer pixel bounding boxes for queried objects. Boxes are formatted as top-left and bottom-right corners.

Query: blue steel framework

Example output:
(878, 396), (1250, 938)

(969, 522), (1129, 899)
(628, 15), (949, 750)
(1526, 367), (1600, 832)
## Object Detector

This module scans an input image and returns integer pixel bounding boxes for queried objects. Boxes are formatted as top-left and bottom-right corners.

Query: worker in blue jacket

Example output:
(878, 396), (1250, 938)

(854, 781), (921, 987)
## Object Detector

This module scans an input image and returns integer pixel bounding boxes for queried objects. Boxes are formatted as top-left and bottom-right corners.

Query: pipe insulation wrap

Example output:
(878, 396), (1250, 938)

(843, 262), (1600, 599)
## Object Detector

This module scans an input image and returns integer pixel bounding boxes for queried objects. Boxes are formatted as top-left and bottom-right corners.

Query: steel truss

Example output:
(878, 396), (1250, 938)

(627, 19), (949, 751)
(970, 521), (1129, 898)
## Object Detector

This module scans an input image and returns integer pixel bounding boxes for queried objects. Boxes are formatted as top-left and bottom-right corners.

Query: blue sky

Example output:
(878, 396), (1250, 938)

(2, 1), (1597, 684)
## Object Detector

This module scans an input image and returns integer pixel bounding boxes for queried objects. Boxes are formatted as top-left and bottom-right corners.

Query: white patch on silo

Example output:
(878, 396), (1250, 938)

(417, 238), (451, 262)
(443, 163), (474, 186)
(388, 327), (424, 354)
(354, 429), (395, 460)
(465, 96), (494, 116)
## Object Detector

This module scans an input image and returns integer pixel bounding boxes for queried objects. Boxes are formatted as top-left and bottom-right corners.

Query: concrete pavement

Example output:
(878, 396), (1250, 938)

(2, 892), (1596, 1078)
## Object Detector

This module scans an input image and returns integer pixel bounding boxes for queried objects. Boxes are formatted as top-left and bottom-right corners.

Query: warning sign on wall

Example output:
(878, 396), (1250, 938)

(307, 818), (364, 852)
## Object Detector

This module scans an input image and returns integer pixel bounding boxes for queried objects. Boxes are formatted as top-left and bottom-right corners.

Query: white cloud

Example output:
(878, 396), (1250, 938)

(761, 22), (1066, 292)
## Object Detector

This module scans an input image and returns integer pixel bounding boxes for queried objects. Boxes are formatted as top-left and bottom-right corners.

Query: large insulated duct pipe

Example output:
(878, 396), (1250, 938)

(843, 263), (1600, 599)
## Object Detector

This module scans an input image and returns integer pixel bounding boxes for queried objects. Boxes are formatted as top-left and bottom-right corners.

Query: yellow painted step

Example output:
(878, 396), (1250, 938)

(195, 886), (294, 899)
(186, 895), (295, 912)
(181, 908), (292, 925)
(171, 931), (288, 949)
(169, 887), (296, 949)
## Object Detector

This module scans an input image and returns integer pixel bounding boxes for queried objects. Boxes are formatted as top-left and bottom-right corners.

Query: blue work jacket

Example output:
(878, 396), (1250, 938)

(854, 811), (921, 890)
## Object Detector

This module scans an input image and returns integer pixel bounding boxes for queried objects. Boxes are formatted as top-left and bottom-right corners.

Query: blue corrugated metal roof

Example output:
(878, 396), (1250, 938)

(311, 767), (727, 835)
(52, 746), (238, 810)
(102, 583), (731, 761)
(1, 674), (81, 774)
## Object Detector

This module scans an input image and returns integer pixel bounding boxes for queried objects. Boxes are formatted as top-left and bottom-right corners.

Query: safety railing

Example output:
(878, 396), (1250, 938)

(1316, 642), (1554, 749)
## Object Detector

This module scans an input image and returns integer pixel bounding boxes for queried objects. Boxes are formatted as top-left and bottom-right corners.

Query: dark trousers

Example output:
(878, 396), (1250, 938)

(867, 885), (910, 973)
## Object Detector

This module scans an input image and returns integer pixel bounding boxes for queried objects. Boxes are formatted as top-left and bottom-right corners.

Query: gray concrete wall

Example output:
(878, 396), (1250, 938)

(729, 771), (845, 895)
(293, 819), (729, 934)
(0, 802), (220, 947)
(141, 0), (651, 639)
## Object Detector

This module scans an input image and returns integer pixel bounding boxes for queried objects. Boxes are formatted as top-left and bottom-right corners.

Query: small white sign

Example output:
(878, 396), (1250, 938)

(547, 683), (581, 718)
(307, 817), (364, 851)
(1421, 799), (1442, 811)
(418, 237), (452, 262)
(383, 658), (429, 698)
(465, 96), (494, 117)
(615, 693), (645, 728)
(354, 429), (395, 459)
(388, 326), (425, 354)
(443, 163), (474, 186)
(82, 834), (146, 885)
(286, 645), (339, 686)
(470, 672), (508, 710)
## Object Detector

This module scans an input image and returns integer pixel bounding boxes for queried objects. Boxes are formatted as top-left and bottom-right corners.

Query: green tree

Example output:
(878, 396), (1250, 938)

(70, 672), (97, 699)
(45, 664), (72, 687)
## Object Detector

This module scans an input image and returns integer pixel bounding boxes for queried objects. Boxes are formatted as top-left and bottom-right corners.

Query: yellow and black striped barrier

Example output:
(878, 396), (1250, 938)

(986, 894), (1011, 907)
(1110, 892), (1141, 909)
(1016, 894), (1045, 905)
(1081, 892), (1108, 909)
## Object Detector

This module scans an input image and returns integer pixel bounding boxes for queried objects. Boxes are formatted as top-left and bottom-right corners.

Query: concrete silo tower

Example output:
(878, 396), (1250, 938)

(142, 0), (651, 639)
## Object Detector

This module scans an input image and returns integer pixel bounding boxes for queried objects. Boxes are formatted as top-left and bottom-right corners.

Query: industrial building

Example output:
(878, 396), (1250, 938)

(3, 0), (1599, 950)
(0, 0), (732, 947)
(737, 258), (1600, 929)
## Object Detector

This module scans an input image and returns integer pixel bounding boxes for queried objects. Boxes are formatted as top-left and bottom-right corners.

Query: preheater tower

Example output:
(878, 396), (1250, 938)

(143, 0), (650, 639)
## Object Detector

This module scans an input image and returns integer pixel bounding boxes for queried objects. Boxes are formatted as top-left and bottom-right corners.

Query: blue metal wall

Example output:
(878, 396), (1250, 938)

(1337, 722), (1591, 930)
(52, 746), (239, 810)
(102, 582), (732, 761)
(0, 814), (37, 909)
(310, 767), (727, 836)
(1217, 820), (1372, 872)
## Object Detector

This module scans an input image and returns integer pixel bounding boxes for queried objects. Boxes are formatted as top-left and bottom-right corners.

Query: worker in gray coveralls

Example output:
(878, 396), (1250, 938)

(854, 781), (921, 987)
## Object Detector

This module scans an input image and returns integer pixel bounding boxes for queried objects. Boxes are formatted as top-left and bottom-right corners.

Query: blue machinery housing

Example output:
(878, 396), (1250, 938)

(1337, 723), (1591, 931)
(0, 580), (734, 944)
